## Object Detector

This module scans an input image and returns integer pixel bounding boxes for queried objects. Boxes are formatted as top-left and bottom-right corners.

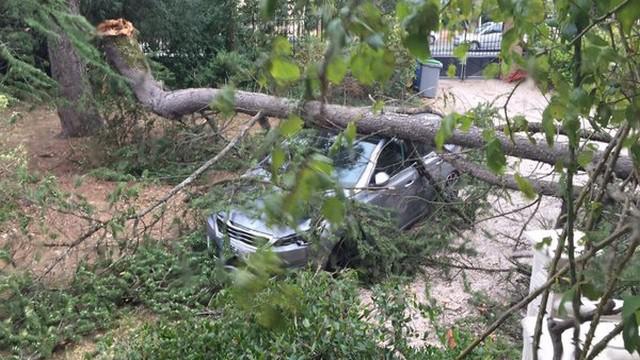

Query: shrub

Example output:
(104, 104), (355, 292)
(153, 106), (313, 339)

(0, 240), (226, 358)
(190, 51), (253, 88)
(96, 253), (517, 359)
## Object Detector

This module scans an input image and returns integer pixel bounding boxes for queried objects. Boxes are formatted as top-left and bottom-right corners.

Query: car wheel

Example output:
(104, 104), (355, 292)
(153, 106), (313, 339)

(325, 236), (360, 272)
(429, 35), (436, 45)
(470, 41), (480, 51)
(443, 170), (460, 201)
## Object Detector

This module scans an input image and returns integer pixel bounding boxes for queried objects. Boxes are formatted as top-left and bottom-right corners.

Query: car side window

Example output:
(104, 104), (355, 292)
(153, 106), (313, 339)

(371, 140), (405, 183)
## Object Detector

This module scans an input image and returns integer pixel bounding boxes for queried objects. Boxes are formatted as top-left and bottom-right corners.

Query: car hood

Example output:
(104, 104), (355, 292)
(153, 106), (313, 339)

(218, 167), (314, 240)
(221, 204), (313, 240)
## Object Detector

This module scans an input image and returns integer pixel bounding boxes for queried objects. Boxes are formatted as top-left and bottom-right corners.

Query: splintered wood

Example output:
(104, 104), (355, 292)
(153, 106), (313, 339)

(97, 18), (135, 37)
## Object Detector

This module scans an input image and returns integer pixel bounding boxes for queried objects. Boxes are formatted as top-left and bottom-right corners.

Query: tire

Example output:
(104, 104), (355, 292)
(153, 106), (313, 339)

(443, 170), (460, 201)
(469, 41), (480, 51)
(429, 35), (436, 45)
(325, 235), (360, 272)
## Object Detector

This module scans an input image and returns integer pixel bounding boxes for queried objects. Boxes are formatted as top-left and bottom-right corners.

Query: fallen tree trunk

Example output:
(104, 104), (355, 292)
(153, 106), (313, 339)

(97, 19), (637, 180)
(442, 155), (582, 198)
(494, 122), (613, 143)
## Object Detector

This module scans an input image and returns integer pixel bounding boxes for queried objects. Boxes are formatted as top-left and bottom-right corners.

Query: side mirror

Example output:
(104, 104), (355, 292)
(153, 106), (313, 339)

(374, 172), (390, 186)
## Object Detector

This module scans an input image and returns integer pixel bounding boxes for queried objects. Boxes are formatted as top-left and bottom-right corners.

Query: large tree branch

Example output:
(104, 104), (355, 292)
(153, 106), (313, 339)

(442, 154), (580, 198)
(97, 19), (637, 180)
(495, 122), (613, 143)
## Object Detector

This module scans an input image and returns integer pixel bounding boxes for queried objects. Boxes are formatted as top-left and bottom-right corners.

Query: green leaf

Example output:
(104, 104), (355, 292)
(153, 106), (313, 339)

(327, 56), (348, 85)
(513, 115), (528, 132)
(623, 315), (640, 354)
(623, 296), (640, 320)
(630, 143), (640, 167)
(350, 50), (375, 85)
(279, 115), (303, 138)
(271, 146), (285, 176)
(435, 114), (457, 150)
(557, 288), (575, 317)
(541, 108), (556, 145)
(322, 197), (345, 225)
(345, 122), (357, 145)
(211, 85), (236, 118)
(309, 154), (333, 175)
(403, 33), (429, 62)
(534, 236), (552, 250)
(261, 0), (277, 19)
(0, 94), (8, 110)
(458, 0), (472, 14)
(581, 282), (602, 301)
(272, 37), (293, 56)
(514, 173), (537, 200)
(562, 116), (580, 147)
(459, 115), (473, 132)
(618, 2), (640, 34)
(577, 150), (594, 168)
(372, 100), (384, 114)
(482, 63), (500, 79)
(396, 1), (411, 21)
(501, 28), (518, 55)
(523, 0), (545, 23)
(485, 138), (506, 174)
(447, 64), (457, 78)
(453, 43), (470, 61)
(270, 58), (300, 83)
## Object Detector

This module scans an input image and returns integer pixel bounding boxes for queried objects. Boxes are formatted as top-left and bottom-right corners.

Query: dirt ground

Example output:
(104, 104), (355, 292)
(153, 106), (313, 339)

(0, 108), (245, 279)
(380, 78), (562, 347)
(2, 78), (560, 353)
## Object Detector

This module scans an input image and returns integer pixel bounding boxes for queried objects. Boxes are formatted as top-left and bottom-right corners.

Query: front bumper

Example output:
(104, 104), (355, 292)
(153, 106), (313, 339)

(206, 216), (310, 267)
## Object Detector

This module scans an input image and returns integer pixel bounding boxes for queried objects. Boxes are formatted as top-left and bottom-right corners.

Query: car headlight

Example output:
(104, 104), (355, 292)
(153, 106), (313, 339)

(215, 214), (226, 236)
(275, 234), (308, 246)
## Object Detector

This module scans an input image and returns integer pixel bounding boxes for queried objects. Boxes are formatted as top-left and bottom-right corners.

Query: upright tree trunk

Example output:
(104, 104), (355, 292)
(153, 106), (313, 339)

(48, 0), (103, 137)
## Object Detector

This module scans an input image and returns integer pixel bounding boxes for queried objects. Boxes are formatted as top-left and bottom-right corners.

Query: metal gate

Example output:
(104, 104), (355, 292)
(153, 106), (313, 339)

(430, 22), (502, 79)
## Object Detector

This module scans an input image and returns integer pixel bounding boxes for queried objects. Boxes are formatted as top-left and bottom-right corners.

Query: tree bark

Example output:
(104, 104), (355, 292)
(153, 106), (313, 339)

(97, 19), (637, 180)
(441, 155), (582, 198)
(48, 0), (103, 137)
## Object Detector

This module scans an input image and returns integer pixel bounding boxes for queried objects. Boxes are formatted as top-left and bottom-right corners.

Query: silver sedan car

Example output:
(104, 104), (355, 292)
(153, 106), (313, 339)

(206, 131), (459, 268)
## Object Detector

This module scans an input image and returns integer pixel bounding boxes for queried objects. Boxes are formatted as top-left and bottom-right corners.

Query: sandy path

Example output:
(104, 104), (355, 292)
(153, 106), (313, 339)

(360, 79), (564, 348)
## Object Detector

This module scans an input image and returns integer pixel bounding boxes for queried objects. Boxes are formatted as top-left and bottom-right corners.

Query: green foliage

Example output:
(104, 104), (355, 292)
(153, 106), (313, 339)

(484, 136), (506, 174)
(0, 239), (226, 358)
(94, 261), (514, 360)
(396, 0), (439, 61)
(623, 296), (640, 353)
(342, 175), (490, 282)
(514, 173), (537, 200)
(191, 51), (253, 88)
(0, 146), (31, 228)
(0, 94), (9, 110)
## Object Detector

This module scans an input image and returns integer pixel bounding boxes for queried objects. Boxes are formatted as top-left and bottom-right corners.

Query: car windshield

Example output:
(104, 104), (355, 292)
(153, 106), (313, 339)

(266, 130), (378, 188)
(332, 140), (377, 188)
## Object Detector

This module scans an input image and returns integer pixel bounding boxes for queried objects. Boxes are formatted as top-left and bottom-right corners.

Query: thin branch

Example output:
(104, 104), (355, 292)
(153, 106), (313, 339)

(580, 226), (640, 358)
(37, 111), (264, 280)
(454, 224), (632, 360)
(585, 321), (624, 360)
(494, 122), (613, 143)
(566, 0), (632, 48)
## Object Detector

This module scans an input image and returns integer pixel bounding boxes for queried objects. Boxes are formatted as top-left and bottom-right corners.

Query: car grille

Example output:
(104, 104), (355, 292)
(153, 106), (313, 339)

(217, 215), (269, 246)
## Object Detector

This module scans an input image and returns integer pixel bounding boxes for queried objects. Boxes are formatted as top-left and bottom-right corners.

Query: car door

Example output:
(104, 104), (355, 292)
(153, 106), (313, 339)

(364, 139), (430, 228)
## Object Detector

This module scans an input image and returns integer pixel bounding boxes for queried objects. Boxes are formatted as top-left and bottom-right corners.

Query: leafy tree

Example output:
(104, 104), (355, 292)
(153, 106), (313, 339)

(2, 0), (640, 358)
(1, 0), (104, 136)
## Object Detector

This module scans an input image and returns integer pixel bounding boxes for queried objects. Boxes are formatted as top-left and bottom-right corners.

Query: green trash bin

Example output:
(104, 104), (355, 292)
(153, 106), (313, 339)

(417, 59), (443, 98)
